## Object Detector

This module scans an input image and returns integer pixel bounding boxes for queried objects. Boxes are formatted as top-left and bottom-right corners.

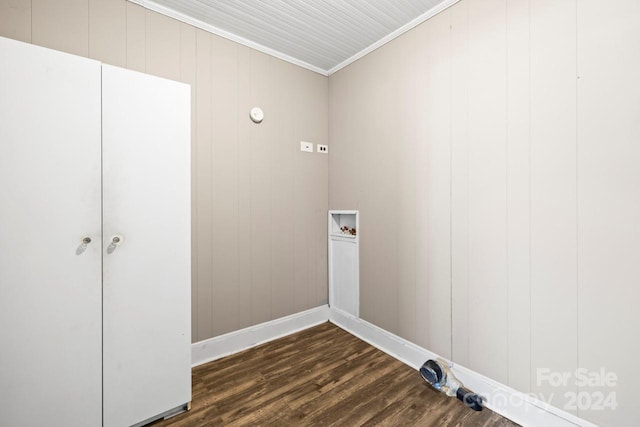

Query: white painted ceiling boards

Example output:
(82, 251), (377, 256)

(130, 0), (457, 75)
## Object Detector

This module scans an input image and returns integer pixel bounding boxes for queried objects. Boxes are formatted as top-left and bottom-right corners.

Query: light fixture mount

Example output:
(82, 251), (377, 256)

(250, 107), (264, 123)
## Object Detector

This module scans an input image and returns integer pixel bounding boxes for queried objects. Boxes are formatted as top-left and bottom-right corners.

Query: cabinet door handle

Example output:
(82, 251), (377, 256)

(107, 235), (123, 254)
(76, 236), (92, 255)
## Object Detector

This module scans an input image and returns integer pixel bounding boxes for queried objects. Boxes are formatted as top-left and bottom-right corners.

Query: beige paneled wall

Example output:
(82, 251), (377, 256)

(504, 0), (531, 396)
(576, 1), (640, 426)
(329, 0), (640, 425)
(529, 0), (578, 412)
(0, 0), (329, 343)
(465, 0), (509, 386)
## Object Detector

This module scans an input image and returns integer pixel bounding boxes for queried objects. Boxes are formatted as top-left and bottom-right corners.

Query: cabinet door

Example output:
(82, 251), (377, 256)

(329, 239), (359, 317)
(101, 65), (191, 427)
(0, 37), (103, 426)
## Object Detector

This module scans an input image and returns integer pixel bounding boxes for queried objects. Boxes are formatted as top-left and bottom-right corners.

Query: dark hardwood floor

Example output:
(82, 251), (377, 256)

(153, 322), (519, 426)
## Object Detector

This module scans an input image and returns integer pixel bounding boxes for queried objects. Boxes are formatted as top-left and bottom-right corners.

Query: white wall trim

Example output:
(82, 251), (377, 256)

(127, 0), (461, 77)
(329, 308), (599, 427)
(326, 0), (461, 75)
(191, 305), (330, 367)
(127, 0), (329, 76)
(191, 305), (598, 427)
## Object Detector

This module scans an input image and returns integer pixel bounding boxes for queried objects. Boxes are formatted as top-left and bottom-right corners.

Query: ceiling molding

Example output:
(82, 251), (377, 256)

(128, 0), (329, 76)
(327, 0), (460, 75)
(127, 0), (459, 77)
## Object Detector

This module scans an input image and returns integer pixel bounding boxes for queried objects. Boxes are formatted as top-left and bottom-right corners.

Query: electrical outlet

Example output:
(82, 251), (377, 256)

(317, 144), (328, 153)
(300, 141), (313, 153)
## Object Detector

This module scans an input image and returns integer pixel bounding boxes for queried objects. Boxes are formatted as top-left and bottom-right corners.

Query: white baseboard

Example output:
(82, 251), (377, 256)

(191, 305), (330, 367)
(190, 305), (597, 427)
(329, 308), (598, 427)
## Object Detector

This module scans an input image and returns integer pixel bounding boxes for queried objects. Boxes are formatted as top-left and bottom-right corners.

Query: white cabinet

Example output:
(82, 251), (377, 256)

(0, 37), (191, 427)
(328, 211), (359, 317)
(0, 34), (103, 427)
(102, 65), (191, 427)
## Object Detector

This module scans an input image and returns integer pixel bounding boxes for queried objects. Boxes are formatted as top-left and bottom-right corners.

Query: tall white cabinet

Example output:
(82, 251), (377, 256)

(0, 37), (191, 427)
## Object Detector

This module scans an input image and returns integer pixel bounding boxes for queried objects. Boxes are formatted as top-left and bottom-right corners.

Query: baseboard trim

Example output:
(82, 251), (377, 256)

(329, 308), (598, 427)
(191, 305), (330, 367)
(191, 305), (597, 427)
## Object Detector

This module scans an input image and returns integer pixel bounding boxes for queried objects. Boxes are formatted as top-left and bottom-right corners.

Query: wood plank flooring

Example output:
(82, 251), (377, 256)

(152, 322), (519, 426)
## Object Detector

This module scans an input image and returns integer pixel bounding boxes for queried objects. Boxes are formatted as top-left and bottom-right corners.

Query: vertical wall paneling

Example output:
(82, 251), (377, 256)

(577, 1), (640, 425)
(414, 20), (431, 349)
(211, 36), (240, 336)
(32, 0), (88, 57)
(88, 0), (126, 67)
(380, 48), (399, 336)
(293, 66), (317, 313)
(145, 10), (180, 81)
(269, 59), (295, 320)
(194, 29), (213, 341)
(395, 28), (419, 345)
(466, 0), (509, 384)
(328, 0), (638, 424)
(311, 74), (329, 308)
(349, 59), (376, 323)
(345, 59), (368, 324)
(365, 42), (400, 334)
(249, 51), (273, 325)
(505, 0), (531, 393)
(292, 64), (311, 312)
(449, 0), (470, 367)
(293, 66), (330, 312)
(424, 9), (452, 359)
(529, 0), (578, 412)
(328, 70), (356, 210)
(236, 44), (253, 329)
(179, 23), (198, 341)
(0, 0), (31, 43)
(125, 1), (145, 72)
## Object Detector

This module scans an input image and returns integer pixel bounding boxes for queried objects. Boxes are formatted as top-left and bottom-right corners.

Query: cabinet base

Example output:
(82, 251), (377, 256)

(132, 402), (191, 427)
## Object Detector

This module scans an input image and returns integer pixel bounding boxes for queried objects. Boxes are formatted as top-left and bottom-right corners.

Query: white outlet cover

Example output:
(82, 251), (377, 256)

(317, 144), (328, 153)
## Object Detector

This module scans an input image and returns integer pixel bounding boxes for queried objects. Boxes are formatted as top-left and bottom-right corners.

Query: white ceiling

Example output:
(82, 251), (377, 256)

(130, 0), (457, 75)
